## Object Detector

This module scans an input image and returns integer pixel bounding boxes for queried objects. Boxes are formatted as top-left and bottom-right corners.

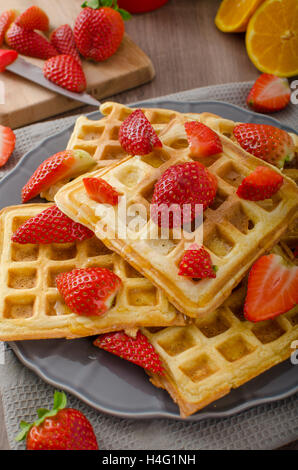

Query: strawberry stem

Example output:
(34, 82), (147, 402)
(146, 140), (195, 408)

(81, 0), (131, 20)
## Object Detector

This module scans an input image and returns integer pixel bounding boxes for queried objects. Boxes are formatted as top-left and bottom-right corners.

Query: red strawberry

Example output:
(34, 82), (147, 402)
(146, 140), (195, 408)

(247, 74), (291, 114)
(178, 244), (217, 279)
(185, 121), (223, 157)
(0, 9), (19, 46)
(50, 24), (81, 64)
(43, 54), (86, 93)
(119, 109), (162, 155)
(236, 166), (283, 201)
(94, 330), (164, 375)
(244, 254), (298, 322)
(15, 6), (49, 32)
(151, 161), (217, 228)
(118, 0), (168, 13)
(12, 205), (93, 245)
(16, 391), (98, 450)
(233, 123), (295, 169)
(22, 149), (95, 203)
(5, 23), (57, 60)
(56, 267), (122, 316)
(83, 177), (119, 205)
(74, 4), (125, 62)
(0, 125), (16, 168)
(0, 49), (18, 72)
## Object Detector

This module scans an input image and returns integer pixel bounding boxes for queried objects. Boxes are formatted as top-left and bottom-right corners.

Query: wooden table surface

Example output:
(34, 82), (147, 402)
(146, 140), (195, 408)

(0, 0), (297, 450)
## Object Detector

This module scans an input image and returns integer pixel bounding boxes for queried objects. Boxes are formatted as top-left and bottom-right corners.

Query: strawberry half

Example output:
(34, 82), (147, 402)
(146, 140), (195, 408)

(50, 24), (81, 64)
(16, 391), (98, 450)
(0, 49), (18, 72)
(0, 9), (19, 46)
(22, 149), (95, 203)
(236, 166), (283, 201)
(11, 205), (93, 245)
(151, 161), (217, 228)
(185, 121), (223, 157)
(233, 123), (295, 169)
(43, 54), (86, 93)
(5, 23), (57, 60)
(56, 267), (122, 316)
(0, 125), (16, 168)
(94, 330), (164, 375)
(83, 177), (119, 205)
(178, 244), (217, 279)
(247, 74), (291, 114)
(15, 6), (49, 32)
(119, 109), (162, 155)
(244, 254), (298, 322)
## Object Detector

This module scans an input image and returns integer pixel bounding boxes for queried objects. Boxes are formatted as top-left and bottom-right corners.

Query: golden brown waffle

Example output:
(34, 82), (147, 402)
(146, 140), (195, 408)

(55, 103), (298, 319)
(0, 204), (185, 341)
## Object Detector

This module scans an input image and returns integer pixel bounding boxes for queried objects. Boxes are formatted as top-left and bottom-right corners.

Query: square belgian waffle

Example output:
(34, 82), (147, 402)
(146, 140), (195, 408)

(0, 204), (185, 341)
(55, 103), (298, 318)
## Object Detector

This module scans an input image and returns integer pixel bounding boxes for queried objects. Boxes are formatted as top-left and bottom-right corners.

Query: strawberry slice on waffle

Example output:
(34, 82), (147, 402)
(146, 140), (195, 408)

(185, 121), (223, 157)
(83, 177), (120, 205)
(119, 109), (162, 155)
(236, 166), (283, 201)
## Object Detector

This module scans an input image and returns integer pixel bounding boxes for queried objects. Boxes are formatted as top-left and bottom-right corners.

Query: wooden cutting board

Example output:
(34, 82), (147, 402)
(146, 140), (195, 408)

(0, 0), (155, 128)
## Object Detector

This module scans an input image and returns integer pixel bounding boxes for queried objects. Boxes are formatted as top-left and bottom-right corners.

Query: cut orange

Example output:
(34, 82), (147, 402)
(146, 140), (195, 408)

(246, 0), (298, 77)
(215, 0), (265, 33)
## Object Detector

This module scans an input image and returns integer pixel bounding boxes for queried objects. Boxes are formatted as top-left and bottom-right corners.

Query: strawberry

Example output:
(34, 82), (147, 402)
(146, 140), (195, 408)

(12, 205), (93, 245)
(151, 161), (217, 228)
(50, 24), (81, 64)
(56, 267), (122, 316)
(247, 74), (291, 114)
(22, 149), (96, 203)
(119, 109), (162, 155)
(43, 54), (86, 93)
(5, 23), (57, 60)
(118, 0), (169, 13)
(0, 9), (19, 46)
(16, 391), (98, 450)
(94, 330), (164, 375)
(185, 121), (223, 157)
(0, 125), (16, 168)
(0, 49), (18, 72)
(233, 123), (295, 169)
(236, 166), (283, 201)
(83, 177), (120, 205)
(74, 2), (128, 62)
(178, 244), (217, 279)
(15, 6), (49, 32)
(244, 254), (298, 322)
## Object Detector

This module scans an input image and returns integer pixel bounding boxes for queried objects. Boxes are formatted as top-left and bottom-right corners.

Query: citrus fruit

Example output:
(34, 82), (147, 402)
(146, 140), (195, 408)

(215, 0), (265, 32)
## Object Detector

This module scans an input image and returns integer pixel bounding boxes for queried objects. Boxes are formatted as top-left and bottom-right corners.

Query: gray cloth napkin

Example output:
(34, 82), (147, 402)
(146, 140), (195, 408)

(0, 81), (297, 450)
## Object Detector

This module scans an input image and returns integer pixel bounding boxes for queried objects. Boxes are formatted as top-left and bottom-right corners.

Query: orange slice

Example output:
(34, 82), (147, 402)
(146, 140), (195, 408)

(246, 0), (298, 77)
(215, 0), (265, 32)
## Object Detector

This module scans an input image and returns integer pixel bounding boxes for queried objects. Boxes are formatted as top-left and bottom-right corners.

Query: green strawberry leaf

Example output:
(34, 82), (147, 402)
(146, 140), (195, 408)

(116, 8), (132, 20)
(81, 0), (100, 8)
(15, 421), (32, 442)
(37, 408), (50, 419)
(81, 0), (131, 19)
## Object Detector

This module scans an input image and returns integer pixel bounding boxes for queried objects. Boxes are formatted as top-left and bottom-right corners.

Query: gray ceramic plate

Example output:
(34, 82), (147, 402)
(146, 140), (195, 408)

(1, 100), (297, 420)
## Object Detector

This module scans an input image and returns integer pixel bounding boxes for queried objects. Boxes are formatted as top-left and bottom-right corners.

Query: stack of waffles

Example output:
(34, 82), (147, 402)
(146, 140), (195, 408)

(0, 102), (297, 418)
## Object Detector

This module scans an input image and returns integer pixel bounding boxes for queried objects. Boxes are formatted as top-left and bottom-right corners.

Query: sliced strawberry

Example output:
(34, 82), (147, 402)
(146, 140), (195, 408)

(12, 205), (93, 244)
(119, 109), (162, 155)
(184, 121), (223, 157)
(15, 6), (49, 32)
(50, 25), (81, 64)
(233, 123), (295, 169)
(22, 149), (96, 203)
(0, 49), (18, 72)
(0, 125), (16, 168)
(178, 244), (217, 279)
(94, 330), (164, 375)
(244, 254), (298, 322)
(56, 267), (122, 316)
(247, 74), (291, 113)
(43, 54), (86, 93)
(236, 166), (283, 201)
(0, 9), (19, 46)
(5, 23), (57, 60)
(83, 177), (119, 205)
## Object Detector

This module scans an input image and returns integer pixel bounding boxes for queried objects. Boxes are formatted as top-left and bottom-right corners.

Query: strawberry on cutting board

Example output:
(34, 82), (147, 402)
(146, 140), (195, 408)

(22, 149), (96, 203)
(236, 166), (283, 201)
(178, 244), (217, 279)
(83, 177), (120, 205)
(94, 330), (164, 375)
(43, 54), (86, 93)
(247, 74), (291, 114)
(0, 9), (19, 46)
(0, 49), (18, 72)
(15, 5), (49, 32)
(56, 267), (122, 316)
(119, 109), (162, 155)
(185, 121), (223, 157)
(244, 254), (298, 322)
(50, 24), (81, 64)
(16, 390), (98, 450)
(5, 23), (57, 60)
(12, 205), (93, 244)
(0, 124), (16, 168)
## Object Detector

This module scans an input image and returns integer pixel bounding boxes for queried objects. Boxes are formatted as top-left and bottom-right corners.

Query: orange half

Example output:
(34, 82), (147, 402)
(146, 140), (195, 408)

(215, 0), (265, 32)
(246, 0), (298, 77)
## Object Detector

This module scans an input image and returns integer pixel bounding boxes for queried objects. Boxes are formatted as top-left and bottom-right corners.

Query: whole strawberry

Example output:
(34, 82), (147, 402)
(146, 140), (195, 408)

(119, 109), (162, 155)
(5, 23), (57, 60)
(16, 391), (98, 450)
(50, 24), (81, 64)
(74, 1), (130, 62)
(233, 123), (295, 169)
(43, 54), (86, 93)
